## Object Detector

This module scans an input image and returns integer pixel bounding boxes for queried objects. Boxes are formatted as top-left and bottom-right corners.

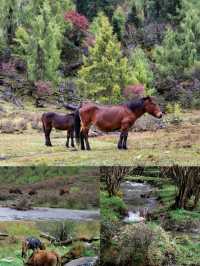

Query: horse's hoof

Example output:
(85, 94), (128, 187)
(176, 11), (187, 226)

(46, 144), (52, 147)
(118, 145), (123, 150)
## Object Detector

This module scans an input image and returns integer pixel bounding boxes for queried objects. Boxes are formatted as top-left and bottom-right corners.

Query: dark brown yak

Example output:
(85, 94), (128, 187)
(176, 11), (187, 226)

(74, 96), (163, 150)
(41, 112), (75, 148)
(24, 250), (61, 266)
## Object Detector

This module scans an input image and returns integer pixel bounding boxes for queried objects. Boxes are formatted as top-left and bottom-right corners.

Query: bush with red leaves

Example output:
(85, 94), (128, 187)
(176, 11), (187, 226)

(64, 11), (89, 32)
(35, 81), (52, 97)
(124, 84), (145, 99)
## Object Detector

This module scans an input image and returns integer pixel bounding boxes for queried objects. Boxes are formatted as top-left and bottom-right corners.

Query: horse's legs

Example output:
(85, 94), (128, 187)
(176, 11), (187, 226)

(66, 131), (70, 148)
(117, 132), (124, 149)
(45, 127), (52, 146)
(80, 130), (85, 150)
(81, 128), (90, 150)
(71, 131), (75, 147)
(122, 131), (128, 149)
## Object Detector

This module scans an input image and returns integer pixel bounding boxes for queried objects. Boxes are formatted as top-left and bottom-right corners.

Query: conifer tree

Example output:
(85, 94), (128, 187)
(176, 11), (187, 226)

(15, 0), (73, 84)
(129, 48), (155, 95)
(154, 1), (199, 77)
(0, 0), (21, 49)
(78, 13), (135, 103)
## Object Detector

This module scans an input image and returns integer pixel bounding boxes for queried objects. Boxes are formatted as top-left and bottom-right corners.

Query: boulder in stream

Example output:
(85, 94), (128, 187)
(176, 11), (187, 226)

(63, 256), (98, 266)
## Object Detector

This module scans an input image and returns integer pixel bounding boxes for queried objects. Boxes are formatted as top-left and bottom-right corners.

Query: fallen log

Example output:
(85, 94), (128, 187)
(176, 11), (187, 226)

(40, 232), (56, 242)
(55, 236), (99, 246)
(63, 103), (78, 111)
(0, 233), (9, 237)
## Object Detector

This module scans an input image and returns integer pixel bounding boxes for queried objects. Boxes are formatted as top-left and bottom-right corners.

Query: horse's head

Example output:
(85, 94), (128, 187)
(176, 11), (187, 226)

(143, 96), (162, 118)
(22, 240), (28, 258)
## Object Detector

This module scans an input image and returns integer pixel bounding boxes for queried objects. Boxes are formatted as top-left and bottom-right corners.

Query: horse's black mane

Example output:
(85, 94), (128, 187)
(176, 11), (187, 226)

(125, 97), (148, 112)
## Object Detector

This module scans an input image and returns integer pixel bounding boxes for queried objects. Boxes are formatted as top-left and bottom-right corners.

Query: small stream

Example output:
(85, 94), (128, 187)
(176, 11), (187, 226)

(120, 181), (157, 223)
(0, 207), (100, 221)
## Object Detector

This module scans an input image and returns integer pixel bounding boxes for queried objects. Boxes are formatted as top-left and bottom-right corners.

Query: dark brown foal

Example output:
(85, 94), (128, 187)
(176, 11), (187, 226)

(41, 112), (75, 148)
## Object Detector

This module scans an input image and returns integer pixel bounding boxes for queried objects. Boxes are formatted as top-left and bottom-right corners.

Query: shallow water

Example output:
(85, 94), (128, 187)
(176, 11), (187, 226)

(121, 181), (157, 223)
(0, 207), (100, 221)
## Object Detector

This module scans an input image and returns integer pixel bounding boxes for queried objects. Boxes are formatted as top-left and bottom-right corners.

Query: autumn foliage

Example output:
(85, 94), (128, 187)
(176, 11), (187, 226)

(64, 11), (89, 31)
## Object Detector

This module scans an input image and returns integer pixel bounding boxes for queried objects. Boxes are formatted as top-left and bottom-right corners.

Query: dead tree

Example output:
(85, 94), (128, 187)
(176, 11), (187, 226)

(100, 166), (132, 197)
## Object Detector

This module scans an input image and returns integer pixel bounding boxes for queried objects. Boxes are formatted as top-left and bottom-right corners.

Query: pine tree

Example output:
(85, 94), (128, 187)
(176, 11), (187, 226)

(78, 13), (135, 104)
(129, 48), (155, 95)
(154, 1), (199, 77)
(15, 0), (73, 84)
(0, 0), (21, 49)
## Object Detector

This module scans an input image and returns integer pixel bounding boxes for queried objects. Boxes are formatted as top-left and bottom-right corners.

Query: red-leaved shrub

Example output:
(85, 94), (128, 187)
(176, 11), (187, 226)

(64, 11), (89, 32)
(124, 84), (145, 99)
(35, 81), (52, 97)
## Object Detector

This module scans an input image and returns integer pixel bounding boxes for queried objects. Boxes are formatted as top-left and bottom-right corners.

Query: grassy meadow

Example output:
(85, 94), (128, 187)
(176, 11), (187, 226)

(1, 100), (200, 166)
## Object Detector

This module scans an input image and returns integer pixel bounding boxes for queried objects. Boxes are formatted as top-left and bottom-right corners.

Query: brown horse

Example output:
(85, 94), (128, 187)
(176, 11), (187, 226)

(41, 112), (75, 148)
(24, 250), (61, 266)
(74, 96), (163, 150)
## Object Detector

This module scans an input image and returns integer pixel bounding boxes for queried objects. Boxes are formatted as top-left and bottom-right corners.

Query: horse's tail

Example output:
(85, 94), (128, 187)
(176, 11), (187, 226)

(74, 109), (81, 146)
(41, 113), (46, 132)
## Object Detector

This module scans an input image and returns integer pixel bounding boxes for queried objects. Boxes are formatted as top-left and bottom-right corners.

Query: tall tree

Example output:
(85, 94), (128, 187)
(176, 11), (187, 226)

(0, 0), (21, 49)
(76, 0), (123, 21)
(15, 0), (73, 84)
(78, 13), (135, 103)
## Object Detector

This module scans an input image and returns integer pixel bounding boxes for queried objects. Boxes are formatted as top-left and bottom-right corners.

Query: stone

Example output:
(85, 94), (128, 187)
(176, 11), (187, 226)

(63, 257), (98, 266)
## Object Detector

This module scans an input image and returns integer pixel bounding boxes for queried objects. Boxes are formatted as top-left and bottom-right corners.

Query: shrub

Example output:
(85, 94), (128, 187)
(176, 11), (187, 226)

(14, 118), (27, 132)
(0, 119), (15, 133)
(64, 11), (89, 32)
(123, 84), (145, 99)
(166, 103), (183, 124)
(101, 223), (178, 266)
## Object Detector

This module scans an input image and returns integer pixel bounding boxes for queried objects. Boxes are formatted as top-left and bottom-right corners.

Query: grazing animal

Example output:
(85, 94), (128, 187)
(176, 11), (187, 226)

(9, 188), (23, 194)
(59, 187), (69, 196)
(28, 189), (37, 196)
(41, 112), (75, 148)
(25, 250), (61, 266)
(22, 237), (46, 258)
(74, 96), (163, 150)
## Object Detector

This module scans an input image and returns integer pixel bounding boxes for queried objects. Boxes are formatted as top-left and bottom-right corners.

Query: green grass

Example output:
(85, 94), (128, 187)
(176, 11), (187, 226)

(0, 166), (94, 185)
(177, 240), (200, 266)
(0, 120), (200, 166)
(169, 209), (200, 223)
(101, 192), (127, 222)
